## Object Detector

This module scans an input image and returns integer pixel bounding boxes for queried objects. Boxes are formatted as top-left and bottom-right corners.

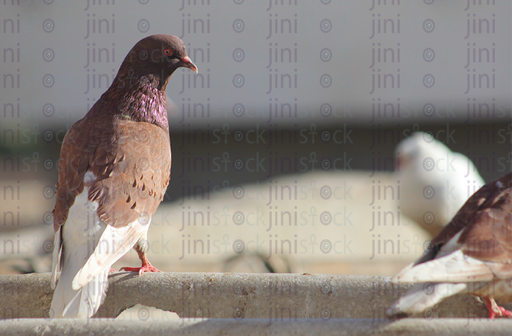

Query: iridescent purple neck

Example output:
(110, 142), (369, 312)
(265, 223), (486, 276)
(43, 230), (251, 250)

(101, 68), (171, 131)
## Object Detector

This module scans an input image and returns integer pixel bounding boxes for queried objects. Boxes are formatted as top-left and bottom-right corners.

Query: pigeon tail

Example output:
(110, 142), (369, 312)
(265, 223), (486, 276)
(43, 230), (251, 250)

(73, 219), (148, 290)
(387, 282), (467, 317)
(50, 238), (109, 318)
(51, 227), (62, 290)
(50, 182), (111, 318)
(51, 268), (109, 318)
(50, 177), (151, 317)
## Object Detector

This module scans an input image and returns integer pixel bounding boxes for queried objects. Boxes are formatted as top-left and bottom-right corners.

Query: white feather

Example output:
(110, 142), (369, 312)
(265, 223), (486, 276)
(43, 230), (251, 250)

(395, 249), (494, 283)
(391, 229), (465, 283)
(51, 227), (62, 290)
(73, 218), (148, 290)
(50, 172), (150, 318)
(387, 282), (467, 317)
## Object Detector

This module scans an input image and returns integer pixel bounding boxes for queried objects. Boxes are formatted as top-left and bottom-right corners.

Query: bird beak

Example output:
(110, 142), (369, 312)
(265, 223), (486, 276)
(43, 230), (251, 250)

(394, 157), (402, 171)
(180, 56), (198, 73)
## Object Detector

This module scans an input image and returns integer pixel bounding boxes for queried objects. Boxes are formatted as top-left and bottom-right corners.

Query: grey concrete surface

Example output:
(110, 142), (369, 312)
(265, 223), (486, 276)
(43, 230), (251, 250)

(0, 272), (489, 320)
(0, 318), (511, 336)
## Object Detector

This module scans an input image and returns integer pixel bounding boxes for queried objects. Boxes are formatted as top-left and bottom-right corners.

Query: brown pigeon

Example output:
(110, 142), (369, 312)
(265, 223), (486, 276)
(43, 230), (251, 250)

(50, 35), (197, 318)
(387, 172), (512, 319)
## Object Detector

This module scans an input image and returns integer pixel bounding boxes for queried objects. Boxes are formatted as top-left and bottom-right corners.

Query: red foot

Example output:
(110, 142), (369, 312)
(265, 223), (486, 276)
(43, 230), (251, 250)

(483, 297), (512, 319)
(120, 262), (161, 276)
(120, 247), (161, 276)
(484, 297), (498, 319)
(109, 268), (116, 273)
(499, 307), (512, 318)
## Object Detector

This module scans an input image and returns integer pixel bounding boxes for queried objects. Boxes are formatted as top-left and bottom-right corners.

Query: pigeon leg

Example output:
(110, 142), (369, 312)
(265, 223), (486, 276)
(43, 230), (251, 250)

(484, 297), (499, 319)
(498, 306), (512, 318)
(120, 245), (161, 275)
(482, 297), (512, 319)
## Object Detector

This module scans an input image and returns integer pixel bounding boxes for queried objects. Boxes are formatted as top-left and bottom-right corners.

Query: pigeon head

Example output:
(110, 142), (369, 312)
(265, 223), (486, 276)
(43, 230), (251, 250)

(96, 35), (197, 129)
(129, 34), (198, 74)
(394, 132), (448, 172)
(113, 34), (197, 92)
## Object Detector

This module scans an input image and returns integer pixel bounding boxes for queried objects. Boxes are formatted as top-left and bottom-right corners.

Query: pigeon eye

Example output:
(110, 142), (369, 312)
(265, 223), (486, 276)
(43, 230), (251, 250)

(163, 48), (173, 56)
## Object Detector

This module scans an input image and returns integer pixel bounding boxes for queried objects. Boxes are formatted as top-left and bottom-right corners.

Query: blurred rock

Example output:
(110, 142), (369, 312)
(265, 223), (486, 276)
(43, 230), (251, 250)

(113, 171), (430, 277)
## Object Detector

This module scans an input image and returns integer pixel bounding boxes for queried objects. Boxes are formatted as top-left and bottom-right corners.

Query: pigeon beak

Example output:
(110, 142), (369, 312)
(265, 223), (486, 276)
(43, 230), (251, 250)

(180, 56), (198, 73)
(394, 157), (402, 171)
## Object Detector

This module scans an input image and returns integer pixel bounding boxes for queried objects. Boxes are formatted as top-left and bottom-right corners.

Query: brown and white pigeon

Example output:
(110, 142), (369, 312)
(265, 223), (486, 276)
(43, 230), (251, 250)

(387, 172), (512, 319)
(395, 132), (485, 237)
(50, 35), (197, 318)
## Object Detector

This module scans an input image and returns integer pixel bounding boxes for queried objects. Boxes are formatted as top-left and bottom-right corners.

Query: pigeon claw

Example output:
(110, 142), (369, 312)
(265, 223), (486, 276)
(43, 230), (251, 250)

(120, 244), (162, 275)
(120, 261), (161, 276)
(483, 297), (512, 319)
(498, 307), (512, 318)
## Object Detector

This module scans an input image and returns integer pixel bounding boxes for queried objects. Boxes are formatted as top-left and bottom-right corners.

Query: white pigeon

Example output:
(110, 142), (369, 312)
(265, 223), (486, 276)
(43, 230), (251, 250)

(387, 172), (512, 319)
(395, 132), (485, 237)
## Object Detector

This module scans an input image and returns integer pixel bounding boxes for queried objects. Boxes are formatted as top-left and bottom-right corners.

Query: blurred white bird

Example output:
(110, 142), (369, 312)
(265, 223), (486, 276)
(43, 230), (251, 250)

(395, 132), (484, 237)
(387, 172), (512, 319)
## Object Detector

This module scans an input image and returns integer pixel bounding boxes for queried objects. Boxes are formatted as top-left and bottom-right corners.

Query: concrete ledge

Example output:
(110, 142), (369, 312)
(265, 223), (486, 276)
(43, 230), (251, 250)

(0, 272), (489, 319)
(0, 318), (510, 336)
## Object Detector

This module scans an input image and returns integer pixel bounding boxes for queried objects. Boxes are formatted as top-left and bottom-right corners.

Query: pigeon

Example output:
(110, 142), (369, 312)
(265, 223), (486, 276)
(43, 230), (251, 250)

(50, 35), (198, 318)
(387, 172), (512, 319)
(395, 132), (485, 237)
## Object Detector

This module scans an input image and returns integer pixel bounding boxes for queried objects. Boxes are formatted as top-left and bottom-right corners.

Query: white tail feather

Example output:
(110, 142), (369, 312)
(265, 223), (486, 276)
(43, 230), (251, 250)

(50, 178), (151, 318)
(395, 249), (494, 283)
(73, 223), (147, 290)
(51, 227), (62, 290)
(387, 282), (467, 317)
(50, 237), (109, 318)
(62, 269), (109, 318)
